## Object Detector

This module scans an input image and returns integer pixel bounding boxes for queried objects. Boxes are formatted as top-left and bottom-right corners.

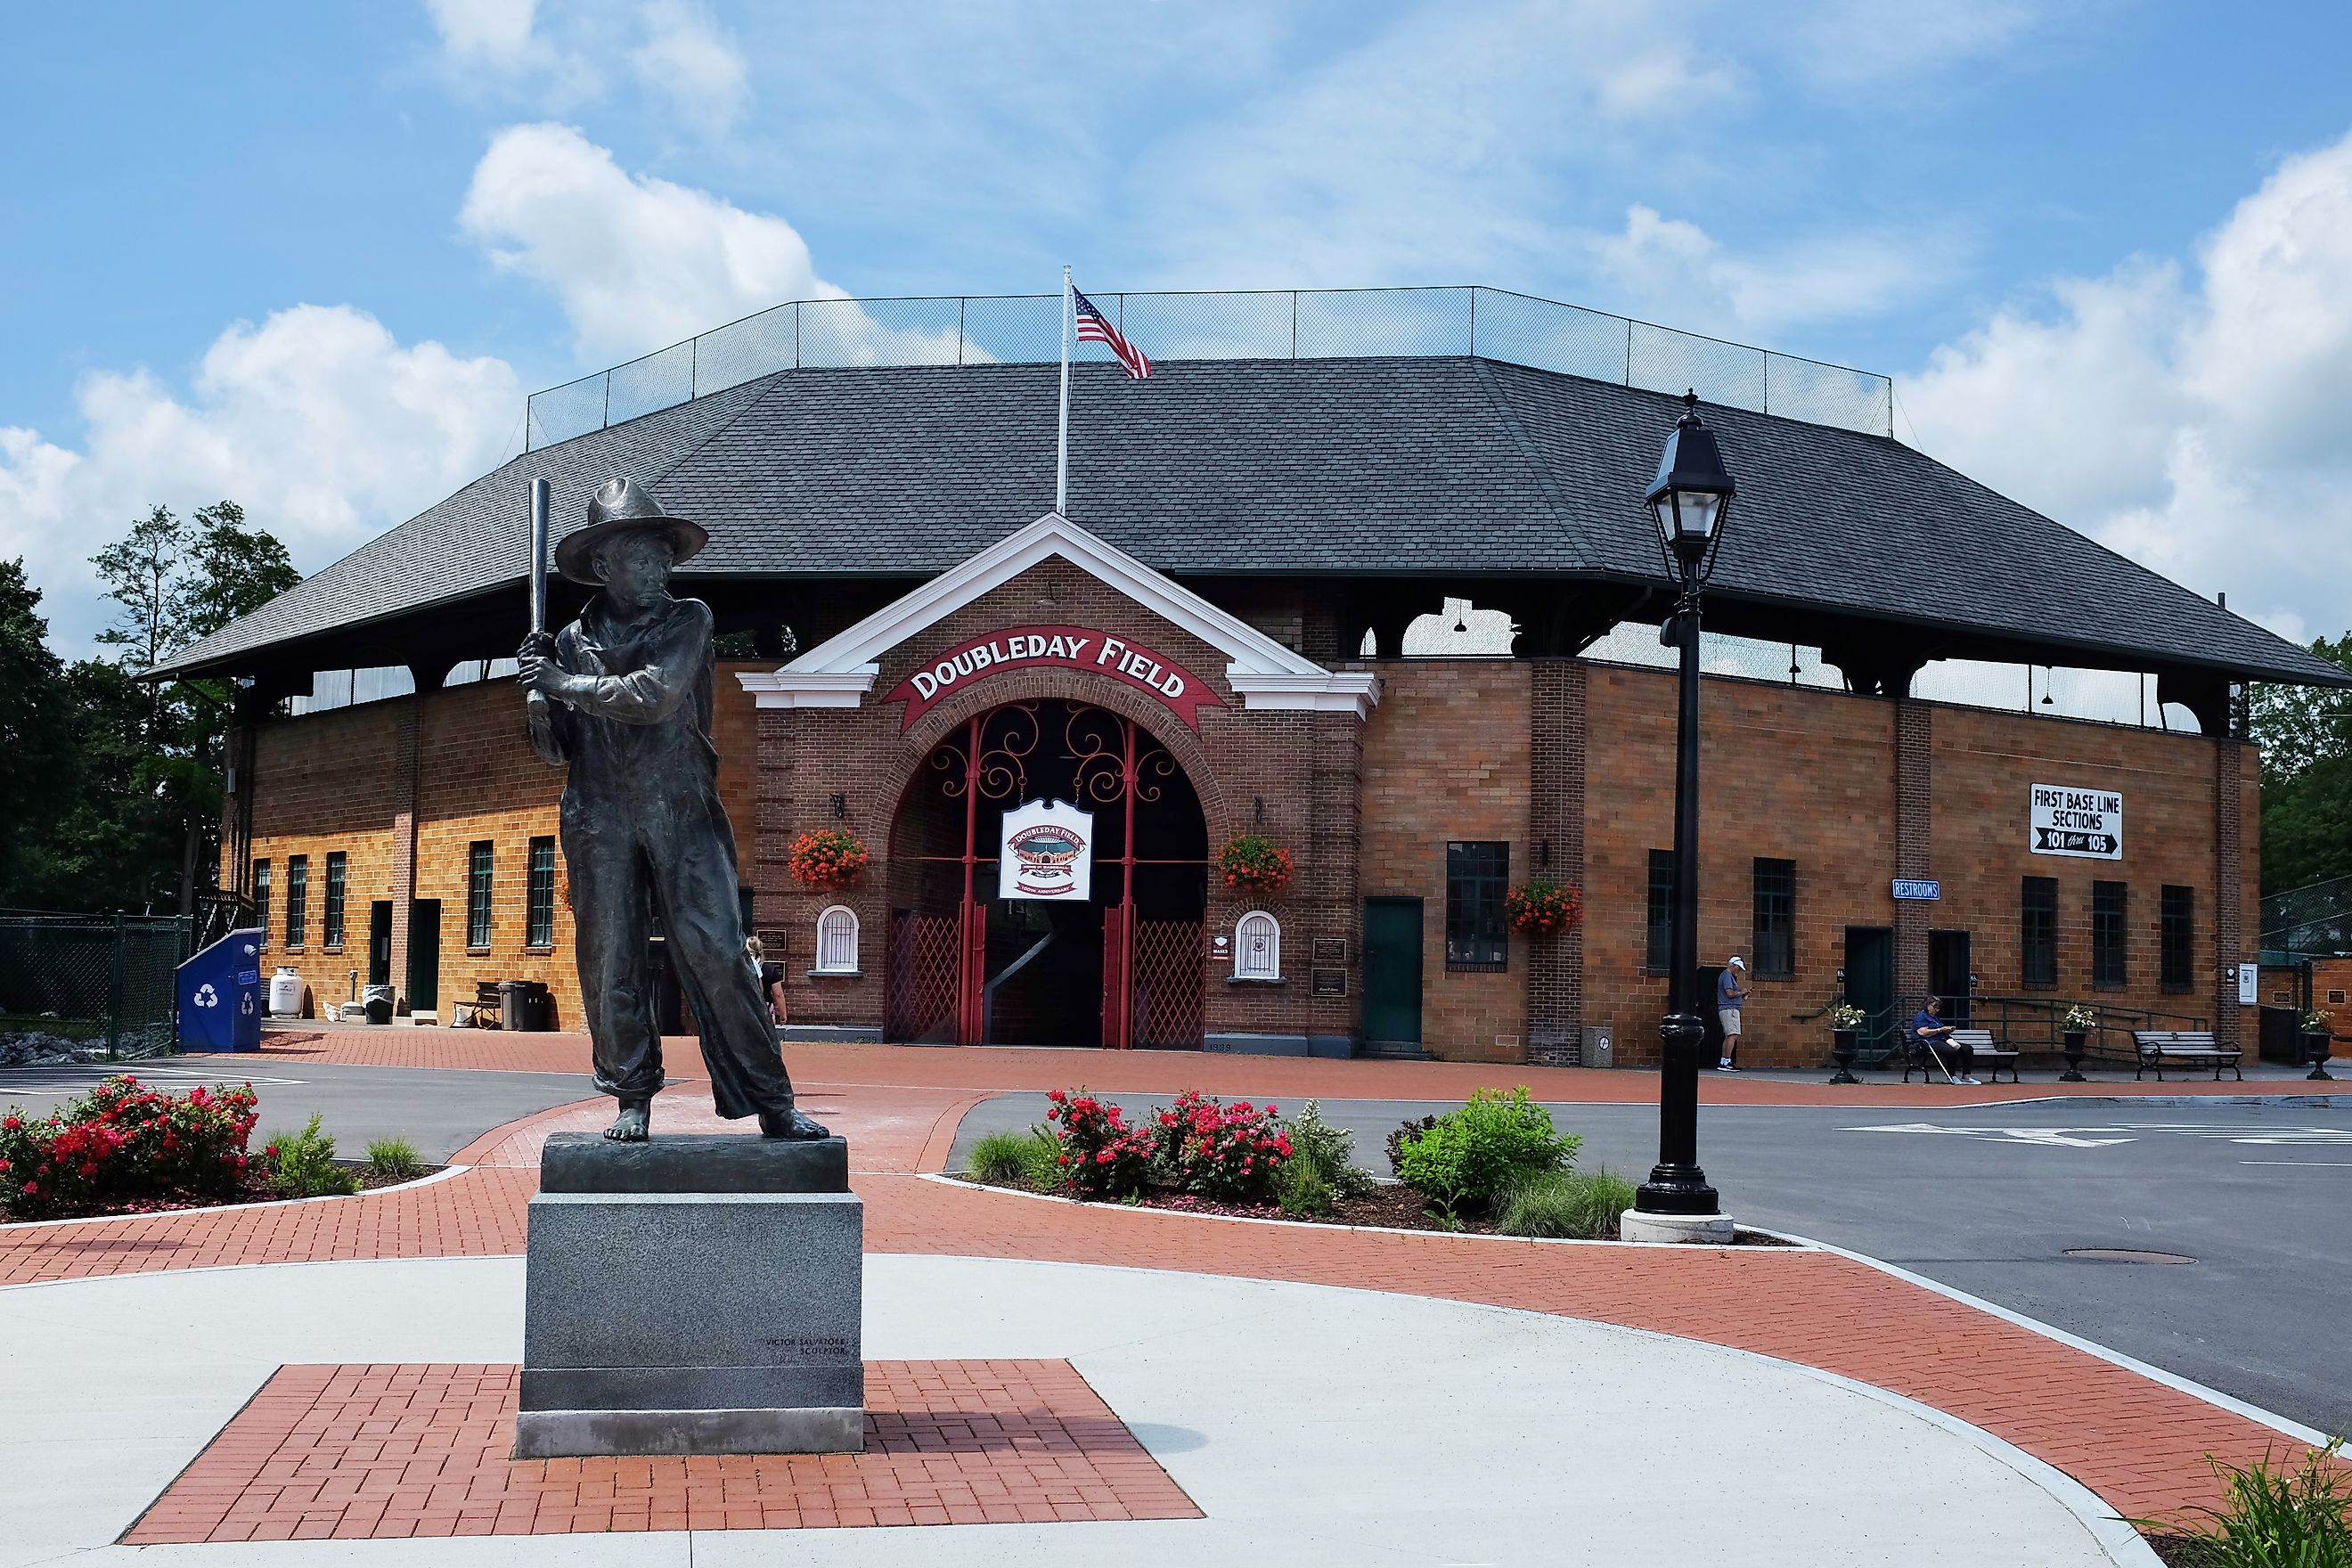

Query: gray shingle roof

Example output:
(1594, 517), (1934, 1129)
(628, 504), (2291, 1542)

(152, 355), (2344, 687)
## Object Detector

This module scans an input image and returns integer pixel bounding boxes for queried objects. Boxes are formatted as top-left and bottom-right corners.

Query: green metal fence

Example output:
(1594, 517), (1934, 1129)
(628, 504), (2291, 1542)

(0, 910), (193, 1061)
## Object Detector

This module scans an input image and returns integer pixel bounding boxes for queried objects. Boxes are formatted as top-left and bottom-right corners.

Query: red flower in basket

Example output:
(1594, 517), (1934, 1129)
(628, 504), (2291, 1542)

(1214, 835), (1294, 895)
(1505, 880), (1581, 936)
(788, 828), (870, 890)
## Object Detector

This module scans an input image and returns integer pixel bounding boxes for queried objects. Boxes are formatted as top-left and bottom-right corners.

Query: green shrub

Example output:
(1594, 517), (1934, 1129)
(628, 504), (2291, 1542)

(2132, 1441), (2352, 1567)
(1396, 1088), (1577, 1221)
(365, 1138), (423, 1180)
(1497, 1168), (1637, 1239)
(970, 1128), (1061, 1188)
(1281, 1101), (1373, 1199)
(1385, 1114), (1438, 1175)
(1275, 1154), (1335, 1218)
(262, 1115), (362, 1198)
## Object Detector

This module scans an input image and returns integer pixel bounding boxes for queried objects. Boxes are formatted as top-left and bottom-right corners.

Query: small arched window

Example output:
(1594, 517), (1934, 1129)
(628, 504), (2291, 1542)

(814, 905), (861, 974)
(1234, 911), (1280, 981)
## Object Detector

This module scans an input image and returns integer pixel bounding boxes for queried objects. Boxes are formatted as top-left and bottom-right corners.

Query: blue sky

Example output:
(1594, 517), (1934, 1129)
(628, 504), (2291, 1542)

(5, 1), (2351, 655)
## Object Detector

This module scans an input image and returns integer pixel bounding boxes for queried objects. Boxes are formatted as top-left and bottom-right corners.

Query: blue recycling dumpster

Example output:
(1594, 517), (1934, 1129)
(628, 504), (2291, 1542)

(177, 927), (265, 1052)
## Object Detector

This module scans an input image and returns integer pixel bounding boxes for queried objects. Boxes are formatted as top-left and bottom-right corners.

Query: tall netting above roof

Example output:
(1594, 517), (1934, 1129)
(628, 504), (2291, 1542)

(2262, 876), (2352, 963)
(525, 286), (1895, 448)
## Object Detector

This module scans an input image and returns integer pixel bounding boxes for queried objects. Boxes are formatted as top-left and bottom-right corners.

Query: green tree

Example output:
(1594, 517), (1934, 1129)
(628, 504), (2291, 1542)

(2251, 633), (2352, 896)
(0, 560), (80, 904)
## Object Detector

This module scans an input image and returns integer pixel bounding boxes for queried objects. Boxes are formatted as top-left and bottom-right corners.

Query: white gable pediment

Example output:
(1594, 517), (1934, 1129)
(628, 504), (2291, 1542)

(736, 511), (1378, 716)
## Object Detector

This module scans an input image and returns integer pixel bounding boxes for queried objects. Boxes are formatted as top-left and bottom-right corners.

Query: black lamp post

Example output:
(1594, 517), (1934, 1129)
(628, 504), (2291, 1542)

(1634, 391), (1735, 1223)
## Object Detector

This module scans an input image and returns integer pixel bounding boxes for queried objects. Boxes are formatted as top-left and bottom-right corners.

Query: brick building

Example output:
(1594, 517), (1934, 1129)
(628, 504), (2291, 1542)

(153, 353), (2347, 1068)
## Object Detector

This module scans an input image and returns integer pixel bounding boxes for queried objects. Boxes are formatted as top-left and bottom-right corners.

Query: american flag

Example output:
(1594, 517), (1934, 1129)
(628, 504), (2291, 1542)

(1073, 287), (1152, 380)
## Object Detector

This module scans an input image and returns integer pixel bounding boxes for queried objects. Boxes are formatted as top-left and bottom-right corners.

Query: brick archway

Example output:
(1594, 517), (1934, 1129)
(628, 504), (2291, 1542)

(883, 687), (1212, 1050)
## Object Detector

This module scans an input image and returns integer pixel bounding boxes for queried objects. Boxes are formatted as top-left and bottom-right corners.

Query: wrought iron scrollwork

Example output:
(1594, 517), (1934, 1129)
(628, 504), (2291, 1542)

(935, 702), (1039, 801)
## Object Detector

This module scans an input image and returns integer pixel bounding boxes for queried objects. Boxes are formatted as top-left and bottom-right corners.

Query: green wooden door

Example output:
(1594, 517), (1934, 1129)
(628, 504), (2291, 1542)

(1362, 897), (1424, 1046)
(406, 900), (441, 1014)
(1844, 926), (1894, 1053)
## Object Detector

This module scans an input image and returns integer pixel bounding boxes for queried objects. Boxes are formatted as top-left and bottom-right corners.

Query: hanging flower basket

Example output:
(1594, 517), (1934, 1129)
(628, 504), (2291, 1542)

(1214, 834), (1294, 895)
(1505, 879), (1581, 935)
(789, 828), (870, 889)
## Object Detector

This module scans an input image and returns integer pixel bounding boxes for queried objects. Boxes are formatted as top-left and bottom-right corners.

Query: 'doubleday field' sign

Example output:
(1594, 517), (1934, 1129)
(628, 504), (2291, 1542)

(882, 625), (1224, 732)
(2029, 783), (2124, 860)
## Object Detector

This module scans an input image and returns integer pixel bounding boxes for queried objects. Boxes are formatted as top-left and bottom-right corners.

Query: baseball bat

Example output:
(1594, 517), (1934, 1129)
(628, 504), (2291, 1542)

(528, 478), (551, 634)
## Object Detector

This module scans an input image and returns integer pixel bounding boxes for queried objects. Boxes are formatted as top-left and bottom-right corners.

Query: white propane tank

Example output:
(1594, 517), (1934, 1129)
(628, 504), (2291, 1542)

(267, 967), (305, 1018)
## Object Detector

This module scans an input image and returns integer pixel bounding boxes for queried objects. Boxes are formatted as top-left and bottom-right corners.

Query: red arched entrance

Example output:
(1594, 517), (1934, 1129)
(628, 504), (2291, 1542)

(886, 699), (1207, 1048)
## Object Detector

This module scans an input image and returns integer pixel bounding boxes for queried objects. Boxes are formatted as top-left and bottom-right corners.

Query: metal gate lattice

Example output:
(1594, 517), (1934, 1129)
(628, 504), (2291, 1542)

(1129, 919), (1204, 1049)
(886, 911), (961, 1044)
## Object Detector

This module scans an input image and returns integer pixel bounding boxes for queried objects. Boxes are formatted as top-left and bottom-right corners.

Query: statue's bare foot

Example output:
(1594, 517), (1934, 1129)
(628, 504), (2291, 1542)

(604, 1098), (650, 1141)
(758, 1105), (830, 1140)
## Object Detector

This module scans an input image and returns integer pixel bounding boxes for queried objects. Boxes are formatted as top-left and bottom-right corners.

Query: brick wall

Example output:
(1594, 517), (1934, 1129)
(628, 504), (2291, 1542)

(1582, 665), (1899, 1069)
(229, 660), (767, 1028)
(1930, 705), (2236, 1042)
(1526, 661), (1588, 1065)
(1360, 660), (1532, 1063)
(750, 558), (1368, 1044)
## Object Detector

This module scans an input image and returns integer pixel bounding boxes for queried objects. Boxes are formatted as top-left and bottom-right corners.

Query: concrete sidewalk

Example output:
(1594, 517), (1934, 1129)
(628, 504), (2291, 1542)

(0, 1254), (2146, 1566)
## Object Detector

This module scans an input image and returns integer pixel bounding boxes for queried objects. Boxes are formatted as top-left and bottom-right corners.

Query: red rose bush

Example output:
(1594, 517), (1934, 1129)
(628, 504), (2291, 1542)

(0, 1074), (258, 1221)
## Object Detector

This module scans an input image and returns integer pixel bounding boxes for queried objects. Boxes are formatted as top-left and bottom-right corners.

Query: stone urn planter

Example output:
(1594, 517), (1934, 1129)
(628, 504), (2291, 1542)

(1828, 1028), (1859, 1085)
(2059, 1029), (2089, 1082)
(2306, 1031), (2336, 1082)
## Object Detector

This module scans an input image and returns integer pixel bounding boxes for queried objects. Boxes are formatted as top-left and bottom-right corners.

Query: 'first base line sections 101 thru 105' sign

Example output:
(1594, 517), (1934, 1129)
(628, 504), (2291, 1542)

(2029, 783), (2123, 860)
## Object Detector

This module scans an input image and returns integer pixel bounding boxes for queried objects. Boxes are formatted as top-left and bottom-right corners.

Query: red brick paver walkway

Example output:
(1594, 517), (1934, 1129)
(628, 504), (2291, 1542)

(125, 1360), (1196, 1542)
(6, 1063), (2340, 1536)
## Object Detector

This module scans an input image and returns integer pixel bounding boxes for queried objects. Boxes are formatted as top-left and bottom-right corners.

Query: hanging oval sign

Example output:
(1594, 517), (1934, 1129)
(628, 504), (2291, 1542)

(884, 625), (1222, 733)
(1000, 798), (1095, 901)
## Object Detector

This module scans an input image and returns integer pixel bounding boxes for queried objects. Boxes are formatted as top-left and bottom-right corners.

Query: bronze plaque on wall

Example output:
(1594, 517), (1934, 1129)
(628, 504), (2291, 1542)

(1312, 937), (1349, 964)
(1311, 968), (1347, 997)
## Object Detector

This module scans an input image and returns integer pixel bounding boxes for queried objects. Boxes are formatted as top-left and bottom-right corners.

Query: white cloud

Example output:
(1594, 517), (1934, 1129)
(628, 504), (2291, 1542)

(460, 122), (966, 372)
(1588, 203), (1953, 338)
(1902, 128), (2352, 646)
(1789, 0), (2049, 84)
(423, 0), (540, 66)
(631, 1), (748, 134)
(460, 122), (837, 362)
(0, 306), (519, 656)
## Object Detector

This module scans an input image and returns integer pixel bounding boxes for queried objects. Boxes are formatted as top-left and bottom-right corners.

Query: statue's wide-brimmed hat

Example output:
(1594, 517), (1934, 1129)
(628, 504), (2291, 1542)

(553, 477), (710, 584)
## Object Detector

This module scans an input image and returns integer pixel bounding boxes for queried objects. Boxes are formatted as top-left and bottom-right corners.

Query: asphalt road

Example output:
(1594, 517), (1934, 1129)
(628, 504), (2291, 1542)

(950, 1090), (2352, 1439)
(0, 1058), (596, 1164)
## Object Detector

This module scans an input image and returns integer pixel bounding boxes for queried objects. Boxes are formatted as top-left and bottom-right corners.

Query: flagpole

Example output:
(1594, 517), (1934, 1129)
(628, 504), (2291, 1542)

(1055, 265), (1072, 517)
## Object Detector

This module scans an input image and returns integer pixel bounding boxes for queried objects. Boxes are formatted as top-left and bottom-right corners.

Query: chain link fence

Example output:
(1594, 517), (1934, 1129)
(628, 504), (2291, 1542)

(2262, 876), (2352, 964)
(1, 911), (192, 1063)
(526, 285), (1894, 449)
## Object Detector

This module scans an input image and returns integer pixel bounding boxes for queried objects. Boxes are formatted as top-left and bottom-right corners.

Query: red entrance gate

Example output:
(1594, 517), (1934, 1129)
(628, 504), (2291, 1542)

(886, 701), (1205, 1049)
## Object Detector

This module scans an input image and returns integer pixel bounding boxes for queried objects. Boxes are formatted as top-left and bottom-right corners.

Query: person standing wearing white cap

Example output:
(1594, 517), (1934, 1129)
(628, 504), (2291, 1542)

(1717, 956), (1751, 1071)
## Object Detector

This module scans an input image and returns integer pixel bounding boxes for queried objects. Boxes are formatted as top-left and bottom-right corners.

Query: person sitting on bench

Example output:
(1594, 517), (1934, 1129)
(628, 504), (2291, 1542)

(1910, 996), (1979, 1085)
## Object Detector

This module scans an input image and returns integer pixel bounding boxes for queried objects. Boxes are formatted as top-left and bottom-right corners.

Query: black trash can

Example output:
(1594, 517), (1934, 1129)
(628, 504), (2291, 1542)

(501, 979), (553, 1033)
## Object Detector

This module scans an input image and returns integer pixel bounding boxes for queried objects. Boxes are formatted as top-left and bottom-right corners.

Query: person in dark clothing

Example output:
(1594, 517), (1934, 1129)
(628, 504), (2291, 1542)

(1909, 995), (1978, 1085)
(747, 935), (788, 1025)
(519, 477), (828, 1143)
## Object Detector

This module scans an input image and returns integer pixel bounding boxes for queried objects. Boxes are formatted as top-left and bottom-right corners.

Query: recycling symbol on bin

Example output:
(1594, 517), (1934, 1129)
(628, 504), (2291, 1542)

(192, 984), (219, 1009)
(241, 992), (255, 1016)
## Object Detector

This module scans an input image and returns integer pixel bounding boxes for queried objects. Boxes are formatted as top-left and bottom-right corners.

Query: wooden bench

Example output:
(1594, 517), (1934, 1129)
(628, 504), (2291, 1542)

(2132, 1029), (2242, 1081)
(1900, 1027), (2014, 1083)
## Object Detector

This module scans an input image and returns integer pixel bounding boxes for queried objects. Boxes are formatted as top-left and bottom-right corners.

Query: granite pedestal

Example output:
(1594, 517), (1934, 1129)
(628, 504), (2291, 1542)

(516, 1131), (862, 1458)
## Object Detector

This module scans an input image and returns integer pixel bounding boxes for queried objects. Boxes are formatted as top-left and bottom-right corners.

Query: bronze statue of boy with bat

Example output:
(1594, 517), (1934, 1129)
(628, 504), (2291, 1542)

(518, 476), (828, 1143)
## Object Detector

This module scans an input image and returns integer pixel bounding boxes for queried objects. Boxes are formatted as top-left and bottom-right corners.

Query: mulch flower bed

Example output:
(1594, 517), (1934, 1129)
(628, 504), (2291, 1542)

(954, 1174), (1794, 1244)
(4, 1163), (443, 1224)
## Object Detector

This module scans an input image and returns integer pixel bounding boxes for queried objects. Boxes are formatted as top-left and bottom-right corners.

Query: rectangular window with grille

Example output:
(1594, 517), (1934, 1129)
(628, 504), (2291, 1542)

(253, 860), (271, 948)
(1646, 849), (1675, 973)
(323, 852), (347, 949)
(285, 855), (308, 950)
(1444, 841), (1508, 972)
(527, 837), (556, 949)
(1752, 858), (1795, 978)
(2021, 877), (2057, 988)
(468, 841), (494, 950)
(2092, 880), (2127, 989)
(2160, 885), (2194, 992)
